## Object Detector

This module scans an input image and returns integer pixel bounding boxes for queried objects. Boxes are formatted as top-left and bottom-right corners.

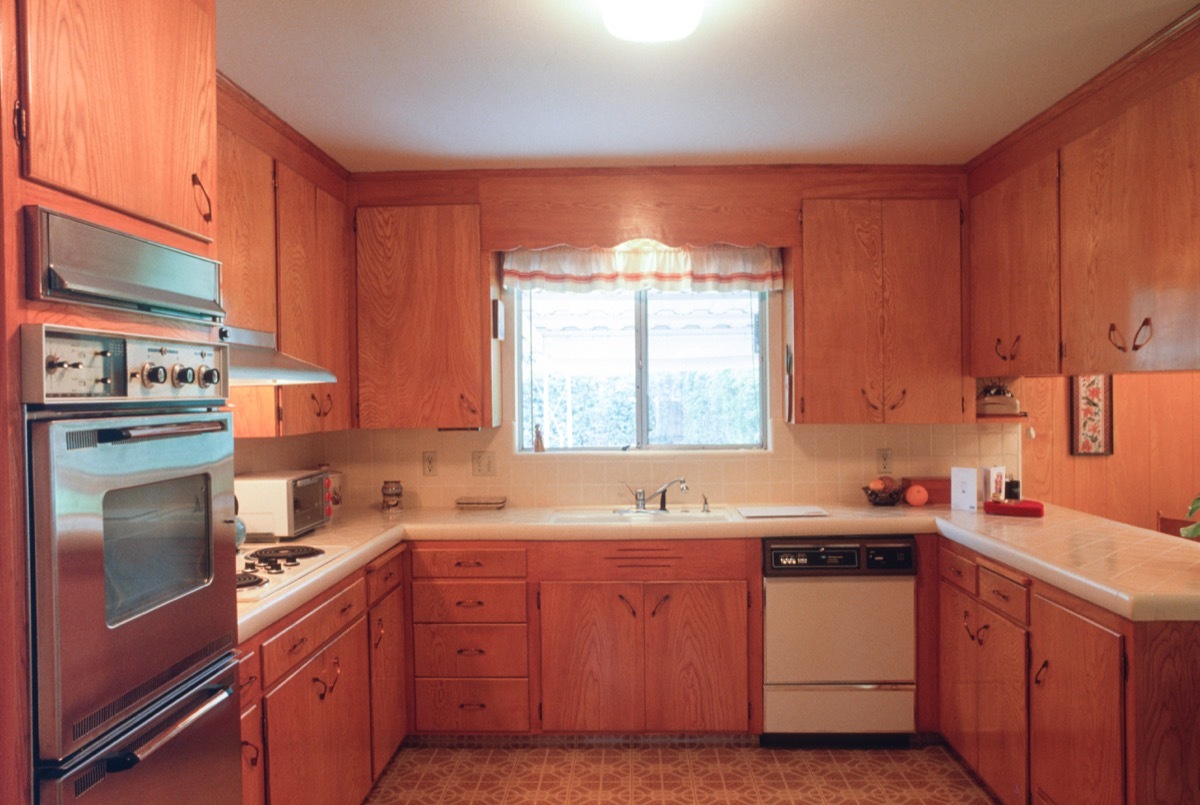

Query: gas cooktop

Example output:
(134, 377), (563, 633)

(235, 542), (347, 602)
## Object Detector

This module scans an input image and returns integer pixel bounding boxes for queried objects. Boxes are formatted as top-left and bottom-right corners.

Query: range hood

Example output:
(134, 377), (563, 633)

(221, 327), (336, 386)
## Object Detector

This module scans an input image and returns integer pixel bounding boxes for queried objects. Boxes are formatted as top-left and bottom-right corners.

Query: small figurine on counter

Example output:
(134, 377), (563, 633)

(533, 423), (545, 453)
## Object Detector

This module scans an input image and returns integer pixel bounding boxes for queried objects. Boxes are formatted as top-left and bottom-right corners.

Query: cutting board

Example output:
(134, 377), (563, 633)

(736, 506), (829, 518)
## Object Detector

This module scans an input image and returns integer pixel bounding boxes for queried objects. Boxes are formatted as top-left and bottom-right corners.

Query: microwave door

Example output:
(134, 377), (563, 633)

(29, 412), (237, 760)
(37, 661), (242, 805)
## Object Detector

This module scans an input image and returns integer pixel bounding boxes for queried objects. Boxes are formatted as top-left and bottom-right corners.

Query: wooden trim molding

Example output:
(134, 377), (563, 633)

(968, 6), (1200, 195)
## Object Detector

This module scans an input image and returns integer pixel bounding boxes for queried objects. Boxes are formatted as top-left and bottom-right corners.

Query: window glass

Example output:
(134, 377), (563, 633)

(518, 289), (765, 450)
(103, 474), (212, 625)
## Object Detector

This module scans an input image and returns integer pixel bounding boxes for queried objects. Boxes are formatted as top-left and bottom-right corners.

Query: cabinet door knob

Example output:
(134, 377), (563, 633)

(191, 173), (213, 223)
(1033, 659), (1050, 686)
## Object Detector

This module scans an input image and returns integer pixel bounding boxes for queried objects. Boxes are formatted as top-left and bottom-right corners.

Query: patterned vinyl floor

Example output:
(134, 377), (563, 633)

(364, 738), (996, 804)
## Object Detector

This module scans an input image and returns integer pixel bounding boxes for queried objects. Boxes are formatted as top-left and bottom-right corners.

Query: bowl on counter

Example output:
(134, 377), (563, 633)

(862, 485), (905, 506)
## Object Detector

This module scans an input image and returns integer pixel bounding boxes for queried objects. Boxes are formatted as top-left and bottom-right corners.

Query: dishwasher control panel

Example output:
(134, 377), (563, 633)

(764, 536), (915, 576)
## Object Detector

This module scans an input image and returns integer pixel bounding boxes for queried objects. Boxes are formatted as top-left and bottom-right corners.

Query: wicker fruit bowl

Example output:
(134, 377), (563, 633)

(862, 485), (906, 506)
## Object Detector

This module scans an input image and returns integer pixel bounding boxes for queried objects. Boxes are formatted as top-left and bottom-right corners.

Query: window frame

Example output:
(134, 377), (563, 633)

(514, 288), (769, 452)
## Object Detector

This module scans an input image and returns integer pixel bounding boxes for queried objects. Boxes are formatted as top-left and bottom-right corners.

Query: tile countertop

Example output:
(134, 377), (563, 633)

(237, 502), (1200, 642)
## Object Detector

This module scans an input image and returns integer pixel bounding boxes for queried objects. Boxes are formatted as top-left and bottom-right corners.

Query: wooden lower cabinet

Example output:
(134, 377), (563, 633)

(938, 583), (979, 764)
(414, 679), (530, 732)
(540, 580), (748, 733)
(368, 584), (407, 778)
(240, 703), (265, 805)
(1029, 594), (1124, 805)
(265, 622), (373, 805)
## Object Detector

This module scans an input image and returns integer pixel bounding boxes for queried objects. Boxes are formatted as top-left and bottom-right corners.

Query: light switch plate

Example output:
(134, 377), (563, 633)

(951, 467), (977, 511)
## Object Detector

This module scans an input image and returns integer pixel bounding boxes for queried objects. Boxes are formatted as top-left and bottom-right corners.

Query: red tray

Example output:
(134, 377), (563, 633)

(983, 499), (1044, 517)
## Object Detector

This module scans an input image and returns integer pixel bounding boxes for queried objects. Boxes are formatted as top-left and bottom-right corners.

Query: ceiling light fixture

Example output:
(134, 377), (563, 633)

(602, 0), (704, 43)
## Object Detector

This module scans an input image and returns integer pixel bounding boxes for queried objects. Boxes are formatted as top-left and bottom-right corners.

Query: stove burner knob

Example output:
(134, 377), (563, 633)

(171, 364), (196, 387)
(141, 364), (168, 387)
(283, 558), (300, 567)
(197, 366), (221, 388)
(265, 563), (284, 575)
(244, 560), (258, 571)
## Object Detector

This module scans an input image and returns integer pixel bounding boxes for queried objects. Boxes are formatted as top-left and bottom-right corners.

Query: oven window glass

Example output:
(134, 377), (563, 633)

(103, 474), (212, 625)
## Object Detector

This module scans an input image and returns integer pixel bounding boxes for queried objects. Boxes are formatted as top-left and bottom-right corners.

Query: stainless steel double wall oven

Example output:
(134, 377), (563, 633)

(24, 324), (241, 804)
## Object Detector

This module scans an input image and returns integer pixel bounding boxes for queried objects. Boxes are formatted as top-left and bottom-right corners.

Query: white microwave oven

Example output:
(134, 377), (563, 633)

(235, 469), (330, 539)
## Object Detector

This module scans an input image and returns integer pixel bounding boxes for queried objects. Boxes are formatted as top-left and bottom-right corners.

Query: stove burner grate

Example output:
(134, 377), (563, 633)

(236, 572), (266, 589)
(250, 546), (326, 562)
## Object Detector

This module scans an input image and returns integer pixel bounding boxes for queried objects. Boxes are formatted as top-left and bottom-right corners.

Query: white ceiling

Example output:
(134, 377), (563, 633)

(216, 0), (1197, 173)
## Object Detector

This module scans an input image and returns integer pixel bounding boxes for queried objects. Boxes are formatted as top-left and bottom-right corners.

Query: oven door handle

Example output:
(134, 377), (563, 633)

(102, 684), (233, 773)
(98, 420), (227, 443)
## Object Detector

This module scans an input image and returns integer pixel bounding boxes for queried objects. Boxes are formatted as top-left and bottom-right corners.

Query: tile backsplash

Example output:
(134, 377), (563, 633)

(235, 418), (1022, 511)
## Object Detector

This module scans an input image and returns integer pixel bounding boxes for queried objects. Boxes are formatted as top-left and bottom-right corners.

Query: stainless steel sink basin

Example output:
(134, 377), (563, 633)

(550, 507), (732, 524)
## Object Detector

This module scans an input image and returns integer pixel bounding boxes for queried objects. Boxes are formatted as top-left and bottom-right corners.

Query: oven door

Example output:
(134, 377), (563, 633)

(29, 411), (236, 760)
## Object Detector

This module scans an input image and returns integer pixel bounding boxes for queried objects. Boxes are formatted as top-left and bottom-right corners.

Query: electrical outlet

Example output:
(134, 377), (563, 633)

(422, 451), (438, 476)
(472, 451), (495, 476)
(877, 447), (893, 475)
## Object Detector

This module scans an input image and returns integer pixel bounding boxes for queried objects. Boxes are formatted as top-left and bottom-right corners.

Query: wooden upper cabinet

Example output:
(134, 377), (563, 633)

(1060, 71), (1200, 374)
(277, 165), (353, 435)
(969, 153), (1061, 377)
(802, 198), (964, 423)
(217, 124), (278, 438)
(18, 0), (217, 240)
(356, 205), (498, 429)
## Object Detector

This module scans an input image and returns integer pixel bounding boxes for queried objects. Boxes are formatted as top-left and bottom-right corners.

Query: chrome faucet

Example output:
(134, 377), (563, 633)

(649, 477), (688, 511)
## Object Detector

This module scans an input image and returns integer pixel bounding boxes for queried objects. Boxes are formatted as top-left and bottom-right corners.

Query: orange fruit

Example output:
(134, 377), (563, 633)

(868, 478), (886, 492)
(905, 484), (929, 506)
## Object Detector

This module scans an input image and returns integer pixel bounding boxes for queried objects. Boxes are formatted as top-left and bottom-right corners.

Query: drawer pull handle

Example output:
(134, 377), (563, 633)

(975, 623), (990, 646)
(990, 588), (1011, 603)
(374, 617), (385, 649)
(1131, 317), (1153, 351)
(238, 674), (258, 691)
(458, 702), (487, 711)
(456, 599), (484, 608)
(950, 566), (963, 578)
(617, 594), (637, 618)
(241, 740), (260, 768)
(455, 560), (483, 568)
(457, 648), (486, 656)
(288, 637), (308, 654)
(650, 594), (671, 617)
(339, 602), (355, 615)
(382, 571), (395, 583)
(1034, 659), (1049, 686)
(962, 610), (975, 641)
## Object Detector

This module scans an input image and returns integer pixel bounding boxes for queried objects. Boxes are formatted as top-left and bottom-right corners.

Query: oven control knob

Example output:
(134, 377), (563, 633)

(171, 364), (196, 387)
(197, 366), (221, 388)
(141, 364), (168, 387)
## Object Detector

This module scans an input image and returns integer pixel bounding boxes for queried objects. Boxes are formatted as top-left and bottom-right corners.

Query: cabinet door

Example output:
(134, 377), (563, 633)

(540, 581), (644, 732)
(19, 0), (216, 239)
(802, 199), (885, 423)
(969, 153), (1061, 377)
(1029, 595), (1124, 805)
(368, 587), (407, 779)
(975, 607), (1028, 805)
(277, 165), (353, 435)
(938, 582), (978, 767)
(1061, 72), (1200, 373)
(217, 124), (278, 438)
(240, 704), (265, 805)
(883, 199), (964, 422)
(643, 581), (747, 732)
(357, 205), (491, 429)
(265, 623), (372, 805)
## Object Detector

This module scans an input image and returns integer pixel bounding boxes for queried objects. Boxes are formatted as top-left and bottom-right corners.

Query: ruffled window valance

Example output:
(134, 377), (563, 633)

(501, 239), (783, 293)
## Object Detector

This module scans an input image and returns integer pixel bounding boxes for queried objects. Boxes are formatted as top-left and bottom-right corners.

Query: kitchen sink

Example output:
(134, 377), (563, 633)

(550, 507), (732, 524)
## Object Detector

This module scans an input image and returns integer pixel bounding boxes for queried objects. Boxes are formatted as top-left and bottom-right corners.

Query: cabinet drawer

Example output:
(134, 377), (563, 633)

(366, 548), (404, 605)
(540, 540), (747, 580)
(414, 679), (529, 732)
(411, 580), (527, 623)
(940, 548), (978, 595)
(413, 624), (528, 677)
(412, 547), (527, 578)
(237, 648), (262, 711)
(978, 567), (1029, 624)
(261, 578), (367, 686)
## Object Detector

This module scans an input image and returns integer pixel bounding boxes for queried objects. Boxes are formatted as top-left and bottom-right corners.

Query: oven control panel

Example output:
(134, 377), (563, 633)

(22, 324), (228, 404)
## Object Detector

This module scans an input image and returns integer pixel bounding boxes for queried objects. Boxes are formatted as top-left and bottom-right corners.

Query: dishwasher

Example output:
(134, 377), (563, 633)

(762, 536), (916, 736)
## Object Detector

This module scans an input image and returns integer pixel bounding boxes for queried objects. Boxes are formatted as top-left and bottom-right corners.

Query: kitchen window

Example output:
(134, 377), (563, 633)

(505, 241), (779, 451)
